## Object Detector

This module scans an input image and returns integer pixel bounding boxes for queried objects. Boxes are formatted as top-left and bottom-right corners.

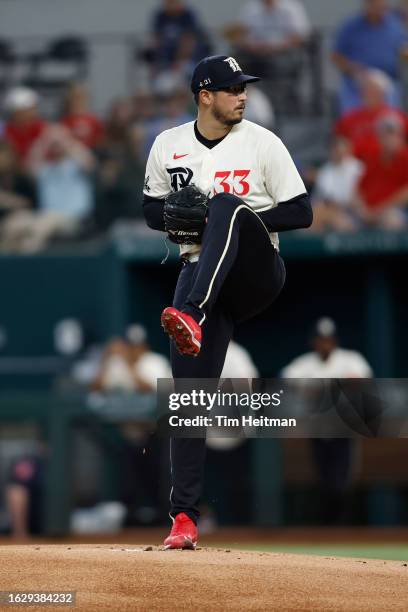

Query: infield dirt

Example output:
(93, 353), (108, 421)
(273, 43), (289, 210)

(0, 544), (407, 611)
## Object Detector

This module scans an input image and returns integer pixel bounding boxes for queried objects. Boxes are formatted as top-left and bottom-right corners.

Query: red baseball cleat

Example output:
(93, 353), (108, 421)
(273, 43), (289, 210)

(161, 307), (202, 356)
(163, 513), (198, 550)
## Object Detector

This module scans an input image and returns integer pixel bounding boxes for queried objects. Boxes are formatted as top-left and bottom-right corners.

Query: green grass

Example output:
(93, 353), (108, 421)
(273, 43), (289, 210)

(222, 543), (408, 561)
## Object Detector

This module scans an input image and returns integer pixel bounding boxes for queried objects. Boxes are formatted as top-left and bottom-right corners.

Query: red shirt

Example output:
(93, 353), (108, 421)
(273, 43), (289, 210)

(358, 145), (408, 208)
(62, 113), (104, 148)
(334, 106), (408, 160)
(5, 119), (46, 160)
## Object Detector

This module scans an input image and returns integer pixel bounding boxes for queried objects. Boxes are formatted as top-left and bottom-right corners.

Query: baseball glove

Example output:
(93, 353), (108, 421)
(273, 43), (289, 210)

(164, 185), (209, 245)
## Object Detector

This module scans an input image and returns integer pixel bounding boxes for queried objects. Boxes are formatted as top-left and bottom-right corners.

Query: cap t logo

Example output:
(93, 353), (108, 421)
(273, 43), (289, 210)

(224, 57), (241, 73)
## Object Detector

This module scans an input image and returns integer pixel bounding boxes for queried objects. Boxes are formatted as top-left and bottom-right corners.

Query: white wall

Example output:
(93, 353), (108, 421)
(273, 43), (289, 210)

(0, 0), (360, 37)
(0, 0), (155, 37)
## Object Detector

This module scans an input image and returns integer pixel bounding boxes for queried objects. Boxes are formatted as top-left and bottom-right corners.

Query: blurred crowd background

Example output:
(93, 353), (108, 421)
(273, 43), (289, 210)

(1, 0), (408, 539)
(1, 0), (408, 250)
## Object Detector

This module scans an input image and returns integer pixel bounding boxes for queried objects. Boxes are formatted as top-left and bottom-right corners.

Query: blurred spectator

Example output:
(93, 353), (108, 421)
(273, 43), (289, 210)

(3, 87), (47, 163)
(0, 141), (37, 228)
(29, 124), (94, 219)
(132, 88), (158, 127)
(282, 317), (372, 378)
(143, 86), (194, 154)
(92, 338), (135, 392)
(89, 325), (171, 525)
(142, 0), (209, 75)
(244, 86), (275, 129)
(95, 125), (146, 230)
(355, 113), (408, 229)
(220, 340), (259, 378)
(5, 451), (46, 538)
(334, 69), (408, 159)
(204, 340), (259, 528)
(234, 0), (311, 53)
(311, 136), (363, 232)
(332, 0), (408, 114)
(61, 82), (104, 150)
(99, 97), (134, 158)
(229, 0), (311, 109)
(1, 124), (95, 252)
(91, 325), (171, 393)
(281, 317), (372, 524)
(394, 0), (408, 26)
(127, 323), (172, 391)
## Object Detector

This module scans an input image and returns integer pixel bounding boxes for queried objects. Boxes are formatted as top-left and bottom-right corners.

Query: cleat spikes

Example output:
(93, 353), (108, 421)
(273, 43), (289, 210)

(160, 307), (202, 356)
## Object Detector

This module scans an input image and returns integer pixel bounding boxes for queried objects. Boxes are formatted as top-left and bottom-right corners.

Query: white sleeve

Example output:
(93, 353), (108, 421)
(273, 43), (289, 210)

(221, 342), (259, 378)
(347, 353), (373, 378)
(313, 166), (331, 201)
(281, 355), (311, 378)
(287, 0), (311, 37)
(135, 354), (172, 390)
(264, 137), (306, 204)
(143, 136), (170, 199)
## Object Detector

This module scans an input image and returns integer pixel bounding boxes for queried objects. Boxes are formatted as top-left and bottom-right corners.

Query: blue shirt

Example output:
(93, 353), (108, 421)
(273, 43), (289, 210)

(334, 12), (408, 78)
(38, 158), (93, 219)
(151, 7), (207, 66)
(153, 7), (199, 41)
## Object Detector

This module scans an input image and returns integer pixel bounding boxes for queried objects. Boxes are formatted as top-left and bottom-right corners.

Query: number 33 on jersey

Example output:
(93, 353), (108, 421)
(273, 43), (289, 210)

(143, 118), (306, 246)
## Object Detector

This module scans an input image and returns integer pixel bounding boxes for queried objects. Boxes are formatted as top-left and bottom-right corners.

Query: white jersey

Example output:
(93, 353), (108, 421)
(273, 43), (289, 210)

(281, 348), (373, 379)
(143, 119), (306, 256)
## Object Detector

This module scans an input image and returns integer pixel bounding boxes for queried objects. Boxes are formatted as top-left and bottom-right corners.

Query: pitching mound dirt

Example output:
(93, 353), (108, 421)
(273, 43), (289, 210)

(0, 545), (407, 611)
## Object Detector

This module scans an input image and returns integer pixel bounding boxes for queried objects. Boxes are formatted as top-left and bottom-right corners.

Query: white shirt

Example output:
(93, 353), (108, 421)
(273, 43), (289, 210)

(281, 348), (373, 379)
(245, 87), (275, 129)
(208, 340), (259, 451)
(101, 355), (135, 391)
(239, 0), (311, 45)
(220, 340), (259, 378)
(313, 157), (363, 208)
(144, 119), (306, 254)
(100, 351), (171, 392)
(134, 352), (172, 390)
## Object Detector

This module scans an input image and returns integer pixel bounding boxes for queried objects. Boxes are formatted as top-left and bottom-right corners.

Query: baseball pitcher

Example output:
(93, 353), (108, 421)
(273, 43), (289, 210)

(143, 55), (312, 549)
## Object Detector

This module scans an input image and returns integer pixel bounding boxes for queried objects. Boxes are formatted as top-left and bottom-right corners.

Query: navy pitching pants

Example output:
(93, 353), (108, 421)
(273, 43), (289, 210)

(169, 193), (285, 523)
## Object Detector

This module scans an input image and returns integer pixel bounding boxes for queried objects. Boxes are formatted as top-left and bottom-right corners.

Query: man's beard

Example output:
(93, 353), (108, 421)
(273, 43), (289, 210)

(211, 104), (244, 126)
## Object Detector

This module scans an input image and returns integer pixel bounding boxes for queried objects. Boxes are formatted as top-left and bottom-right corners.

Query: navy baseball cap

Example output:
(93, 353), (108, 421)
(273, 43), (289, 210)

(190, 55), (260, 94)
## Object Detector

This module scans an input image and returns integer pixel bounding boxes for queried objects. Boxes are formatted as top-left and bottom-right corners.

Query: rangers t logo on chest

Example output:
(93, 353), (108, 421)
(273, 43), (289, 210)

(167, 167), (193, 191)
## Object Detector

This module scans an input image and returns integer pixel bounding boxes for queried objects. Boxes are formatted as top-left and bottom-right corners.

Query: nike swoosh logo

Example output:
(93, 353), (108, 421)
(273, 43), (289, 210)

(173, 153), (188, 159)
